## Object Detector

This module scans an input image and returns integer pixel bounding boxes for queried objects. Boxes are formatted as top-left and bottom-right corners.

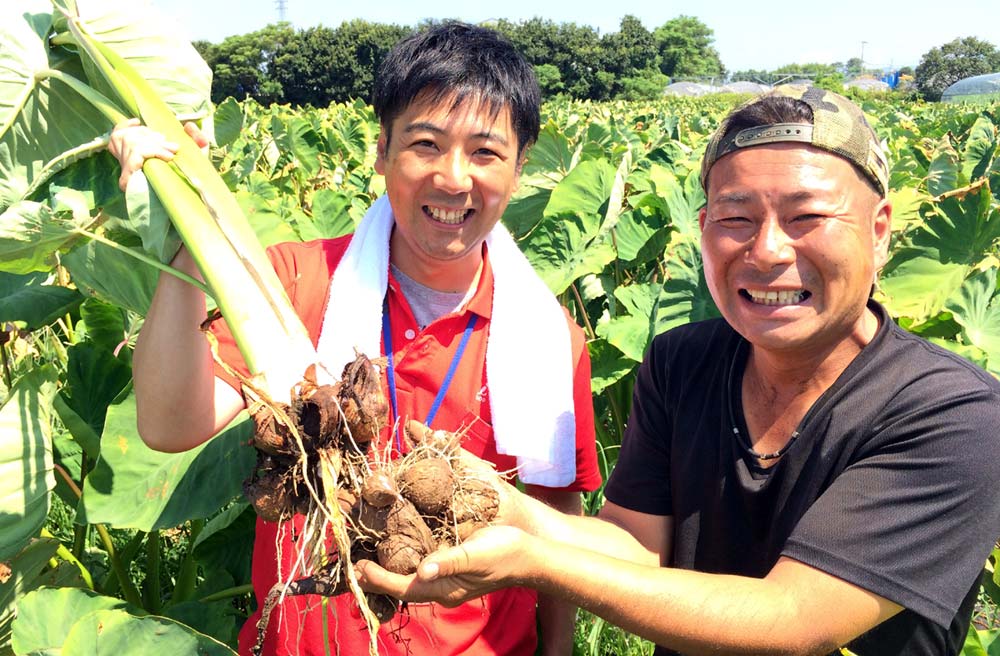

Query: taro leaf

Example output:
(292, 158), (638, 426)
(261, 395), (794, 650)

(0, 4), (108, 211)
(926, 143), (963, 197)
(51, 422), (86, 507)
(503, 186), (550, 239)
(596, 283), (661, 363)
(77, 298), (128, 355)
(543, 159), (616, 219)
(53, 393), (102, 460)
(658, 237), (719, 333)
(193, 502), (255, 588)
(297, 189), (355, 241)
(121, 170), (181, 264)
(523, 120), (574, 184)
(614, 196), (672, 265)
(879, 247), (969, 322)
(916, 188), (1000, 265)
(0, 272), (82, 331)
(0, 201), (90, 274)
(880, 187), (999, 322)
(521, 215), (616, 296)
(62, 239), (159, 315)
(647, 164), (702, 237)
(56, 0), (212, 121)
(519, 159), (618, 294)
(0, 537), (61, 650)
(945, 267), (1000, 375)
(78, 394), (255, 531)
(163, 598), (239, 651)
(11, 586), (129, 656)
(962, 116), (998, 182)
(587, 338), (637, 395)
(271, 114), (321, 179)
(235, 188), (299, 247)
(58, 608), (235, 655)
(212, 97), (244, 149)
(0, 368), (56, 561)
(61, 342), (132, 440)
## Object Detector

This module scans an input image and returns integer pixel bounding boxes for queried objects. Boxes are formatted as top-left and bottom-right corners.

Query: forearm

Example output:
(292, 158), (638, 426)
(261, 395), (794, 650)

(133, 248), (233, 450)
(511, 492), (661, 568)
(521, 540), (891, 656)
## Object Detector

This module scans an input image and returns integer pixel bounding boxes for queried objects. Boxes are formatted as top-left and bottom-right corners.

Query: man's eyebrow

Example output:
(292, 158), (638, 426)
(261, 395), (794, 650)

(714, 190), (818, 204)
(402, 121), (509, 146)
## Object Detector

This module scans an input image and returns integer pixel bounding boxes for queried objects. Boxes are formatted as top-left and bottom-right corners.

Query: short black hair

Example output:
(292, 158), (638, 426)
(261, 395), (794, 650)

(372, 22), (541, 157)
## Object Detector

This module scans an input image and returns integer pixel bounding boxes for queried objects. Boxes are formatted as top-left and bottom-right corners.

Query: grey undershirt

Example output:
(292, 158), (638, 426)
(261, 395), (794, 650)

(390, 264), (468, 330)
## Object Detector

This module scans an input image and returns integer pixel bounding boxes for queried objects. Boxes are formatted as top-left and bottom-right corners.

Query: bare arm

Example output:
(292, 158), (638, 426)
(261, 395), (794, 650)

(113, 121), (244, 451)
(359, 491), (900, 655)
(523, 485), (583, 656)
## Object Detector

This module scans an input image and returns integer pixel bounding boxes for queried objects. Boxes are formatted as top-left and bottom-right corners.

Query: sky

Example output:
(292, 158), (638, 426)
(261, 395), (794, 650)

(152, 0), (1000, 72)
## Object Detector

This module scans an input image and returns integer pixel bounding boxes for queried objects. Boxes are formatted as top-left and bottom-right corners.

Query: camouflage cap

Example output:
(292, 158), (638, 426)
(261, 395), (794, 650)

(700, 85), (889, 197)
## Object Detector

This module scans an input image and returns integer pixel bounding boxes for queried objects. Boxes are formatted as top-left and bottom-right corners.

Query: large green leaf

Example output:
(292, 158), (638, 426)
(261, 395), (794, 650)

(522, 215), (616, 295)
(62, 240), (159, 315)
(543, 159), (616, 219)
(11, 586), (129, 655)
(647, 164), (703, 237)
(879, 247), (969, 321)
(926, 141), (963, 197)
(0, 272), (82, 330)
(212, 97), (244, 149)
(0, 538), (60, 651)
(657, 236), (719, 333)
(596, 283), (661, 363)
(76, 298), (129, 355)
(0, 201), (90, 274)
(64, 608), (235, 655)
(61, 342), (133, 440)
(192, 503), (255, 587)
(587, 339), (637, 395)
(0, 3), (109, 211)
(613, 196), (672, 264)
(297, 189), (356, 241)
(0, 368), (56, 561)
(56, 0), (212, 121)
(946, 267), (1000, 375)
(962, 116), (998, 182)
(78, 394), (255, 531)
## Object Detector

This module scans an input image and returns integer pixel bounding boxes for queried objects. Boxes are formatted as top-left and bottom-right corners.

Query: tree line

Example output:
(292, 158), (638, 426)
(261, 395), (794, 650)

(193, 15), (725, 106)
(193, 17), (1000, 107)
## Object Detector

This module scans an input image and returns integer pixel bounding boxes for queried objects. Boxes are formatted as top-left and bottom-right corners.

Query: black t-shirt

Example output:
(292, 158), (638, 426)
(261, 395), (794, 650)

(605, 301), (1000, 655)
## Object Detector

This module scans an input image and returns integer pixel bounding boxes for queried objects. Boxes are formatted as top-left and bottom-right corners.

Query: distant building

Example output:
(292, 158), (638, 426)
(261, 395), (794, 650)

(942, 72), (1000, 103)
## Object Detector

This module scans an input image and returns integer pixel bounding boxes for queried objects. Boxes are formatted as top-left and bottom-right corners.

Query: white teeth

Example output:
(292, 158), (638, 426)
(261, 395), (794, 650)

(746, 289), (805, 306)
(427, 206), (469, 224)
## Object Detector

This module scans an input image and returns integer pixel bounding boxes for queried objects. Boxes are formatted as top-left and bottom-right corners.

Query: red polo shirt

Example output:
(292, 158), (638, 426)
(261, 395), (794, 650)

(210, 236), (600, 656)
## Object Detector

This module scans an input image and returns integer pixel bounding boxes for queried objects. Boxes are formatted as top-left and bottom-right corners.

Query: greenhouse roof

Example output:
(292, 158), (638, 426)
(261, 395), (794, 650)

(721, 81), (772, 94)
(845, 78), (890, 91)
(942, 72), (1000, 102)
(664, 82), (720, 97)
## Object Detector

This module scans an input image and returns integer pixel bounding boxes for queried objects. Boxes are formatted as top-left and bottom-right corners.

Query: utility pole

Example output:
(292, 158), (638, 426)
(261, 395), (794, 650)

(860, 41), (868, 74)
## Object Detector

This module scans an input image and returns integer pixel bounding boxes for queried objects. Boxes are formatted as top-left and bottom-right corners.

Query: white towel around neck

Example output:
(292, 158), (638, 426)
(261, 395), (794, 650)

(315, 195), (577, 487)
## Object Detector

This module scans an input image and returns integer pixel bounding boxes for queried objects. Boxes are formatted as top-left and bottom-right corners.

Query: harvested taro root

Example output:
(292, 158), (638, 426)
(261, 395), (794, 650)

(244, 354), (500, 656)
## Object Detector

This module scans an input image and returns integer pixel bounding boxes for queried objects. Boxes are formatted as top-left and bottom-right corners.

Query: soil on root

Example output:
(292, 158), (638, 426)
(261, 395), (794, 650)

(243, 354), (500, 656)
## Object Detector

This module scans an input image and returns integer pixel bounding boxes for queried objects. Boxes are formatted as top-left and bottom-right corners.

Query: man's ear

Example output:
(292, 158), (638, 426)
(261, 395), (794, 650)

(698, 206), (708, 232)
(374, 128), (388, 175)
(872, 197), (892, 271)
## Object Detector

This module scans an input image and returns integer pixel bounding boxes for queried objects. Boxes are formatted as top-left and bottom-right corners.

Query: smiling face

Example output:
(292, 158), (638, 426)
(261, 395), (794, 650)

(375, 92), (523, 292)
(699, 142), (892, 360)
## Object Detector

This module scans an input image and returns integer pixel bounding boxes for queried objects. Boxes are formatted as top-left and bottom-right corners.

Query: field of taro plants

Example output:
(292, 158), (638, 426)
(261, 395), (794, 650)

(4, 3), (1000, 655)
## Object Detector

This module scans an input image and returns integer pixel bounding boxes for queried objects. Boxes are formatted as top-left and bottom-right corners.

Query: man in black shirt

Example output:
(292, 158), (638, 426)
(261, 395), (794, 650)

(359, 86), (1000, 655)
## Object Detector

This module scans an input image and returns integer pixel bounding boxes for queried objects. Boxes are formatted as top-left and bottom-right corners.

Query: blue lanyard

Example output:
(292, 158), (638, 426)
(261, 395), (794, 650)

(382, 296), (478, 451)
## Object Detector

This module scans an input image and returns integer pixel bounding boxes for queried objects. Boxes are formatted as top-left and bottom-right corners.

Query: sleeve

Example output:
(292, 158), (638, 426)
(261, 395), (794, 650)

(603, 333), (674, 516)
(783, 384), (1000, 628)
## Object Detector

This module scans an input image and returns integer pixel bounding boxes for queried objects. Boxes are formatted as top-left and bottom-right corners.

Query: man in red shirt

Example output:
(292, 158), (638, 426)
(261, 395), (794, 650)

(115, 22), (600, 656)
